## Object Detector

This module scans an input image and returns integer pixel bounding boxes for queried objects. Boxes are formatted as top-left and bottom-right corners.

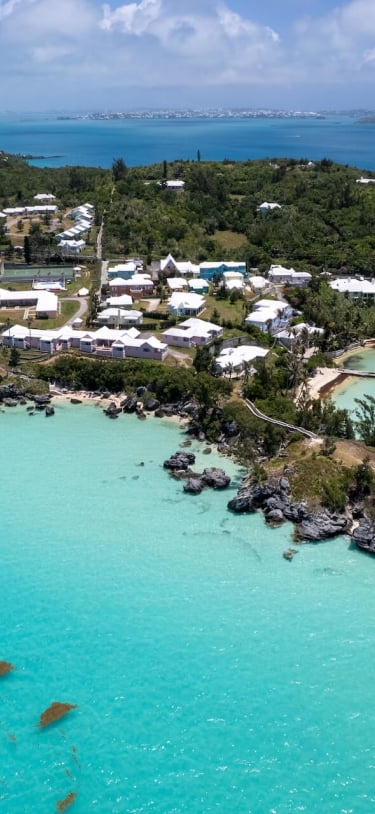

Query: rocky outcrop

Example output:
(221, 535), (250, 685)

(122, 396), (138, 413)
(45, 405), (55, 417)
(228, 475), (352, 542)
(201, 468), (231, 489)
(352, 518), (375, 553)
(164, 451), (196, 471)
(295, 511), (351, 541)
(104, 402), (122, 418)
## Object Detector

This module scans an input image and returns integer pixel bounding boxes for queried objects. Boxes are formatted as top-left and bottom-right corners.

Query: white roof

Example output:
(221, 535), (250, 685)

(109, 262), (138, 273)
(165, 180), (185, 188)
(329, 277), (375, 295)
(356, 177), (375, 184)
(199, 261), (246, 270)
(253, 298), (289, 312)
(34, 193), (56, 200)
(216, 345), (269, 370)
(188, 278), (209, 290)
(277, 323), (324, 340)
(109, 275), (152, 287)
(168, 292), (205, 309)
(0, 288), (57, 311)
(223, 271), (244, 280)
(258, 202), (282, 211)
(225, 279), (244, 291)
(249, 275), (267, 289)
(160, 254), (199, 275)
(78, 287), (89, 296)
(98, 308), (142, 321)
(167, 278), (188, 290)
(106, 295), (133, 307)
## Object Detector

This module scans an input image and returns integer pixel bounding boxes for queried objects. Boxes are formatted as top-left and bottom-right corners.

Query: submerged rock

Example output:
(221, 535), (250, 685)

(184, 478), (204, 495)
(45, 405), (55, 417)
(37, 702), (77, 728)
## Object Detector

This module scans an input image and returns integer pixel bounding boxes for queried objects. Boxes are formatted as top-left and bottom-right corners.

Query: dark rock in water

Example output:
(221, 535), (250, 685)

(180, 439), (192, 448)
(295, 511), (351, 541)
(154, 408), (165, 418)
(164, 451), (196, 471)
(144, 399), (160, 412)
(104, 402), (122, 417)
(353, 519), (375, 553)
(19, 398), (28, 405)
(70, 398), (82, 405)
(26, 405), (35, 412)
(202, 468), (231, 489)
(35, 403), (46, 411)
(3, 398), (18, 407)
(34, 394), (51, 404)
(184, 478), (204, 494)
(198, 431), (205, 442)
(203, 447), (212, 455)
(266, 508), (285, 524)
(122, 396), (138, 413)
(45, 405), (55, 416)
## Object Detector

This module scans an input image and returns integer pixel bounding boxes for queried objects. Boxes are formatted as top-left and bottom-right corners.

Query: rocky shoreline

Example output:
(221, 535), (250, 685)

(227, 473), (375, 555)
(2, 382), (375, 556)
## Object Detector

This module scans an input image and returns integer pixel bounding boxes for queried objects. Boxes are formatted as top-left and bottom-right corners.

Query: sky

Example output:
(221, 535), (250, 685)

(1, 0), (375, 110)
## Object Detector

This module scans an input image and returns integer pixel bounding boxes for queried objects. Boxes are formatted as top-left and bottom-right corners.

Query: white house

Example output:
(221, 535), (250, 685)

(329, 277), (375, 301)
(166, 277), (188, 291)
(245, 298), (293, 333)
(268, 265), (312, 287)
(160, 254), (200, 276)
(276, 322), (324, 349)
(105, 295), (133, 309)
(34, 193), (56, 201)
(258, 202), (282, 214)
(216, 345), (269, 374)
(249, 275), (268, 291)
(59, 239), (86, 254)
(107, 261), (141, 280)
(164, 180), (185, 190)
(0, 287), (58, 318)
(97, 308), (143, 327)
(162, 317), (222, 348)
(167, 292), (206, 317)
(356, 177), (375, 185)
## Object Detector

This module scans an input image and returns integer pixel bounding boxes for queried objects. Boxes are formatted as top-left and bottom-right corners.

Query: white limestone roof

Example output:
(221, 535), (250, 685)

(216, 345), (269, 369)
(329, 277), (375, 294)
(0, 288), (57, 310)
(225, 279), (244, 290)
(249, 275), (267, 289)
(253, 298), (289, 312)
(258, 201), (282, 210)
(167, 278), (187, 290)
(180, 317), (221, 332)
(106, 295), (133, 307)
(168, 292), (205, 308)
(34, 193), (56, 200)
(188, 278), (209, 290)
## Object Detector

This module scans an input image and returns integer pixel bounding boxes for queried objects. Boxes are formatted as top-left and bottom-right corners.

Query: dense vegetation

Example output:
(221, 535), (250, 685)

(2, 151), (375, 274)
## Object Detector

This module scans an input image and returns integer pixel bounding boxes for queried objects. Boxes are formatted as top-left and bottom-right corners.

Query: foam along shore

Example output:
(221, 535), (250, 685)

(307, 366), (350, 400)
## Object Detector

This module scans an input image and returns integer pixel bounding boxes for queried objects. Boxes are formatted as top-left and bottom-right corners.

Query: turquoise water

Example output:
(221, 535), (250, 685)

(1, 402), (375, 812)
(0, 113), (374, 169)
(332, 349), (375, 414)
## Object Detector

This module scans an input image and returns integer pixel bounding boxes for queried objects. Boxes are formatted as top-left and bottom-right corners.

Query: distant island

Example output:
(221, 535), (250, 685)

(57, 108), (326, 122)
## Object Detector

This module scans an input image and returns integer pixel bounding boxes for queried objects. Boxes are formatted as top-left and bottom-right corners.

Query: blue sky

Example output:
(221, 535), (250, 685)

(0, 0), (374, 110)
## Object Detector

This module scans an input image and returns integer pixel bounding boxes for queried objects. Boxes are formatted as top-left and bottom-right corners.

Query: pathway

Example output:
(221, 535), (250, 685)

(244, 398), (319, 440)
(63, 297), (88, 326)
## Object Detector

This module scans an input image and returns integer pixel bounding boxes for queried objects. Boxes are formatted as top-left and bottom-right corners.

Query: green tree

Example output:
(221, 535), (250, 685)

(354, 395), (375, 446)
(9, 346), (20, 368)
(112, 158), (128, 183)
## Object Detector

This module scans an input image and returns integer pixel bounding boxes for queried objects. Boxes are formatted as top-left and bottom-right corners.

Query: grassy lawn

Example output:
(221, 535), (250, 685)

(0, 299), (80, 331)
(213, 230), (248, 250)
(204, 293), (247, 324)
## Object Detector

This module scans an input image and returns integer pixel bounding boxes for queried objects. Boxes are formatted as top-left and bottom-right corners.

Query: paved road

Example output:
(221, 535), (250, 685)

(63, 296), (88, 326)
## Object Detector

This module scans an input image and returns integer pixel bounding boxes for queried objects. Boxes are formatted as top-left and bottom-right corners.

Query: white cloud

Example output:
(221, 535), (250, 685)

(1, 0), (375, 108)
(101, 0), (161, 34)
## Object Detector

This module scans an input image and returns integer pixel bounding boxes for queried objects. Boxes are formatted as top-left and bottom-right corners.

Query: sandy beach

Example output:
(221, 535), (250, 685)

(306, 367), (349, 400)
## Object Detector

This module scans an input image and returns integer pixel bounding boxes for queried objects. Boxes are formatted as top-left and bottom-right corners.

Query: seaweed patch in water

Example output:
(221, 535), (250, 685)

(37, 702), (77, 728)
(56, 791), (77, 811)
(0, 661), (15, 676)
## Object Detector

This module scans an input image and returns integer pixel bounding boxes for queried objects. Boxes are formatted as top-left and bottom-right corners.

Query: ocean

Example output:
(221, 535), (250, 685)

(0, 113), (374, 169)
(1, 402), (375, 813)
